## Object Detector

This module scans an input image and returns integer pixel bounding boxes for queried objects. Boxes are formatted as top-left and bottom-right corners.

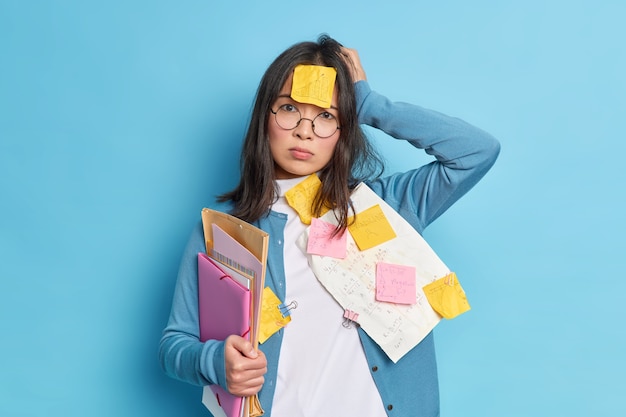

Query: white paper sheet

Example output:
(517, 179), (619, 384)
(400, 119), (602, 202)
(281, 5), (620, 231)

(296, 183), (449, 362)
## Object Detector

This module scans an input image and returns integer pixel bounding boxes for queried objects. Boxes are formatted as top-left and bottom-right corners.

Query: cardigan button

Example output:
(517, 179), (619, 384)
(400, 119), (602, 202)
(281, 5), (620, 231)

(387, 404), (393, 411)
(371, 366), (378, 372)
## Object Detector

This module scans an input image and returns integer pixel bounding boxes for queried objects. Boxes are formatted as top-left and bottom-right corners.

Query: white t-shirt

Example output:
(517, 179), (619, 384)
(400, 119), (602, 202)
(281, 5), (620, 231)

(270, 177), (386, 417)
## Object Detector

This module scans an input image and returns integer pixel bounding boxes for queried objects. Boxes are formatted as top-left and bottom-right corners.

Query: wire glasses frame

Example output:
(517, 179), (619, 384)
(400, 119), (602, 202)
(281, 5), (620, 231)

(270, 104), (340, 138)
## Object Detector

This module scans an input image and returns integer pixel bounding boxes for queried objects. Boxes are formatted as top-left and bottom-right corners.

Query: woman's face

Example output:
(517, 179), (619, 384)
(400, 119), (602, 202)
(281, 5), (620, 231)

(268, 72), (341, 179)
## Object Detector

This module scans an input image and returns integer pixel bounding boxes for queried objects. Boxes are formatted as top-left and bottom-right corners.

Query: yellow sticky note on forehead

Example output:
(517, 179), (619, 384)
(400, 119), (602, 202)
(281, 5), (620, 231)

(291, 65), (337, 108)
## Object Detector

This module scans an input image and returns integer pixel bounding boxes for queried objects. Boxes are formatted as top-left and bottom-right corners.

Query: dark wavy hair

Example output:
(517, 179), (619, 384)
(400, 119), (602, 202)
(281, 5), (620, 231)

(219, 35), (384, 232)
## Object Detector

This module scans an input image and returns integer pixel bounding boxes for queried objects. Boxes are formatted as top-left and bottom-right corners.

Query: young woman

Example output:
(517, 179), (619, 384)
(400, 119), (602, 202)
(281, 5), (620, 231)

(159, 35), (500, 417)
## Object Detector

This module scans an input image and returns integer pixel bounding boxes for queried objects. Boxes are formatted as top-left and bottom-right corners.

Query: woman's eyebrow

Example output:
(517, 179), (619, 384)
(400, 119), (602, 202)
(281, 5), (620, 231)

(275, 94), (338, 110)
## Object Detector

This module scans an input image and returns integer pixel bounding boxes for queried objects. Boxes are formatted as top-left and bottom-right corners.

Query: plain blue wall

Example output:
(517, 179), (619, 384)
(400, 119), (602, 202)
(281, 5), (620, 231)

(1, 1), (625, 416)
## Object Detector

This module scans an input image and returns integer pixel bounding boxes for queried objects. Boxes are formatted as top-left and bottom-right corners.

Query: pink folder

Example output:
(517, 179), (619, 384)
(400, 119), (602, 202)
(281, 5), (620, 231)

(198, 252), (251, 417)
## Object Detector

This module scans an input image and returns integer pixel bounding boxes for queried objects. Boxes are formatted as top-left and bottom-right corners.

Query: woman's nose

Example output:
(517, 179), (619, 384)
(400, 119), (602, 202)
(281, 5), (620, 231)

(293, 117), (315, 140)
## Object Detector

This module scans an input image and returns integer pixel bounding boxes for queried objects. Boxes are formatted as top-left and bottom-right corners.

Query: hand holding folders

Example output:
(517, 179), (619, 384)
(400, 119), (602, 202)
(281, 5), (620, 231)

(198, 209), (269, 417)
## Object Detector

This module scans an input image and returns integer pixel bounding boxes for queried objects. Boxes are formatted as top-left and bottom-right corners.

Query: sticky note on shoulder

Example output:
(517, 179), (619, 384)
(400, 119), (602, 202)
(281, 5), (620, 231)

(423, 272), (471, 319)
(348, 204), (397, 251)
(291, 65), (337, 108)
(285, 174), (329, 224)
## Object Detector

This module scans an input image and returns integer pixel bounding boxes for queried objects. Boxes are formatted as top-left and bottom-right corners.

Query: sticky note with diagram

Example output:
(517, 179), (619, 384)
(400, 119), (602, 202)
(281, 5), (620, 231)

(285, 173), (330, 224)
(296, 183), (454, 363)
(291, 65), (337, 108)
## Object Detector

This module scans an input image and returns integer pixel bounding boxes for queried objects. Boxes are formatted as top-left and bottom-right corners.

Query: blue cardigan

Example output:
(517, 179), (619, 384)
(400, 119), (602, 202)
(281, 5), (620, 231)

(159, 81), (500, 416)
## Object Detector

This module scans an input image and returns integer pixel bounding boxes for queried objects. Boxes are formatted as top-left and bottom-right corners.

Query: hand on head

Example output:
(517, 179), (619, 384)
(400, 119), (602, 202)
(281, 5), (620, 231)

(340, 47), (367, 83)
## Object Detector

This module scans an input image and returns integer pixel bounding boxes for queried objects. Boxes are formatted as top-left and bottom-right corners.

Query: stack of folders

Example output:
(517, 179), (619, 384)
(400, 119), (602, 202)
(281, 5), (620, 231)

(198, 209), (269, 417)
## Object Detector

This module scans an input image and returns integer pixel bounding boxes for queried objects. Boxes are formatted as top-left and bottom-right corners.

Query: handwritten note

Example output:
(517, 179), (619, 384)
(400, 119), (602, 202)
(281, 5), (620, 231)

(376, 262), (417, 305)
(348, 204), (397, 251)
(306, 218), (347, 258)
(284, 174), (329, 225)
(258, 287), (291, 344)
(291, 64), (337, 108)
(423, 272), (470, 319)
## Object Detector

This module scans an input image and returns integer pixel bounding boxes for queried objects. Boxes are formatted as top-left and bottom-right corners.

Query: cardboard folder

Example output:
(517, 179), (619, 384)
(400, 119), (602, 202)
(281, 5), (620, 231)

(200, 209), (269, 417)
(201, 208), (269, 349)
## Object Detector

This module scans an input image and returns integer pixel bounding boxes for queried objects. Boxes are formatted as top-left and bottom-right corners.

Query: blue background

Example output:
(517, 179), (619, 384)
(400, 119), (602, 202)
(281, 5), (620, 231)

(1, 1), (625, 416)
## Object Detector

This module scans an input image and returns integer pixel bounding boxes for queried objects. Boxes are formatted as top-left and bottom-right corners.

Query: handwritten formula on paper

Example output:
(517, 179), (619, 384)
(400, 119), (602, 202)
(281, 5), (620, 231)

(376, 262), (417, 305)
(298, 183), (448, 363)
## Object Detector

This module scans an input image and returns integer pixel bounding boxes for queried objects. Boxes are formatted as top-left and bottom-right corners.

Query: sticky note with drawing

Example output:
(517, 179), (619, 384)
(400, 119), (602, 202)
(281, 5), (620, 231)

(291, 65), (337, 108)
(348, 204), (397, 250)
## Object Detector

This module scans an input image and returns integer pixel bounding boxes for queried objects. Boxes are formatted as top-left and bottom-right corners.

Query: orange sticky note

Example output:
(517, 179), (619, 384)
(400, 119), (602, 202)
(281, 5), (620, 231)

(258, 287), (291, 344)
(422, 272), (471, 319)
(307, 218), (347, 258)
(284, 174), (329, 224)
(291, 65), (337, 108)
(375, 262), (417, 304)
(347, 204), (397, 251)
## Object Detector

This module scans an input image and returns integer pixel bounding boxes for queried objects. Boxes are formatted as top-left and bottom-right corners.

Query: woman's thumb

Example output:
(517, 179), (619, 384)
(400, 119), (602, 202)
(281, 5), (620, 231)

(227, 335), (258, 359)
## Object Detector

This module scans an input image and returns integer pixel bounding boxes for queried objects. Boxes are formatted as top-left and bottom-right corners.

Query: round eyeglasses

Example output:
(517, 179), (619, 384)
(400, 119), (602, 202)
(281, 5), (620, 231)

(270, 103), (340, 138)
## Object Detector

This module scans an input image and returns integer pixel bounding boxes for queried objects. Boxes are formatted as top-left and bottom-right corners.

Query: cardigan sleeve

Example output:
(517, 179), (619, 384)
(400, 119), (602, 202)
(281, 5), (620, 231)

(158, 221), (229, 389)
(355, 80), (500, 233)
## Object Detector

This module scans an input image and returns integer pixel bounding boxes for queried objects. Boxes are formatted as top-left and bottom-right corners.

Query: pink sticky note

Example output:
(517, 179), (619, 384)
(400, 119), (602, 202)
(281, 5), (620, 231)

(375, 262), (417, 304)
(306, 218), (347, 258)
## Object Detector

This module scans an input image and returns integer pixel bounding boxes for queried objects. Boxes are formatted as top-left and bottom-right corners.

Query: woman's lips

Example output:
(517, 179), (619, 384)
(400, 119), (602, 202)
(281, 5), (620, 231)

(289, 147), (313, 160)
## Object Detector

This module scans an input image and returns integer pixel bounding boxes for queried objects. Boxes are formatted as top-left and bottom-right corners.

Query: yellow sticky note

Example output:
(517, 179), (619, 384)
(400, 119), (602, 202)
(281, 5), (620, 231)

(348, 204), (397, 251)
(422, 272), (471, 319)
(258, 287), (291, 344)
(291, 64), (337, 108)
(284, 174), (329, 224)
